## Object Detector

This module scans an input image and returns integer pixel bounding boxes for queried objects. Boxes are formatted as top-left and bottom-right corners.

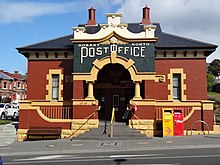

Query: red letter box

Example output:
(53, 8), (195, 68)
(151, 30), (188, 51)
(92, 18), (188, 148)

(173, 108), (184, 136)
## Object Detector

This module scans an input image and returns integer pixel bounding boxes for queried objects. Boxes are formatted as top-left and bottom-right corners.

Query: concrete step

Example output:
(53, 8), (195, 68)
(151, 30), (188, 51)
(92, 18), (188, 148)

(0, 123), (17, 146)
(74, 122), (147, 140)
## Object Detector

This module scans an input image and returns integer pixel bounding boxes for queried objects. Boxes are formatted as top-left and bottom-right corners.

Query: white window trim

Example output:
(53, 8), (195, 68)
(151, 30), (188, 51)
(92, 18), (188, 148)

(3, 82), (7, 89)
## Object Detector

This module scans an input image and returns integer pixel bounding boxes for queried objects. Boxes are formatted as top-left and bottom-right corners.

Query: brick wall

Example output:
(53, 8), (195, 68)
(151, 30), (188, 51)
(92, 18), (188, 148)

(27, 60), (73, 100)
(155, 59), (207, 100)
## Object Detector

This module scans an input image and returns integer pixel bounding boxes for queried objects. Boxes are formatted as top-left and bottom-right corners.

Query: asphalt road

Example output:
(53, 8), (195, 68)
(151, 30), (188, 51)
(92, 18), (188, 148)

(2, 147), (220, 165)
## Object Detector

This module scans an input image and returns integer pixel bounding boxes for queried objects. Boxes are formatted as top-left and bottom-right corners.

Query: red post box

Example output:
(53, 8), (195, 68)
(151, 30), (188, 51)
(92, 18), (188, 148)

(173, 108), (184, 136)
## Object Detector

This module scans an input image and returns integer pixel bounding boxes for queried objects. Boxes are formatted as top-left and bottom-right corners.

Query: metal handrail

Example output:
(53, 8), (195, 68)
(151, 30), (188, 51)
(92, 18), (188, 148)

(190, 120), (210, 136)
(109, 107), (115, 138)
(130, 111), (151, 137)
(133, 113), (140, 120)
(68, 108), (100, 140)
(129, 110), (140, 129)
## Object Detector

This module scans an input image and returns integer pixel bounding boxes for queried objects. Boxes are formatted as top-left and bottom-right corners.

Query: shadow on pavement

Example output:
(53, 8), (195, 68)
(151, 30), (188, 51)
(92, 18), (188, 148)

(204, 135), (220, 139)
(113, 159), (127, 165)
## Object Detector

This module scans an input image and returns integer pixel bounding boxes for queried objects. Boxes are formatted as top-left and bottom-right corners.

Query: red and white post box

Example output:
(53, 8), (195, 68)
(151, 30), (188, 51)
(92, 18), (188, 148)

(173, 108), (184, 136)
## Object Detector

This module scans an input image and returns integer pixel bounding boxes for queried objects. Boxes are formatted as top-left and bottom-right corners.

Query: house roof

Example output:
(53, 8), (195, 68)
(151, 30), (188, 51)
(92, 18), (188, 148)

(0, 72), (13, 81)
(17, 23), (218, 53)
(155, 31), (217, 50)
(3, 72), (26, 81)
(17, 35), (73, 51)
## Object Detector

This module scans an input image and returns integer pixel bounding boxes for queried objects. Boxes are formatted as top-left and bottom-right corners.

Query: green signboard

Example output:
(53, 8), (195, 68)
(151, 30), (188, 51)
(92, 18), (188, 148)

(74, 43), (155, 73)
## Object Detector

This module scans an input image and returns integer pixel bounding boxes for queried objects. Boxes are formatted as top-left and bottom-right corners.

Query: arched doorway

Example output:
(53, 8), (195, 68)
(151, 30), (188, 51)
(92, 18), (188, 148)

(94, 63), (134, 122)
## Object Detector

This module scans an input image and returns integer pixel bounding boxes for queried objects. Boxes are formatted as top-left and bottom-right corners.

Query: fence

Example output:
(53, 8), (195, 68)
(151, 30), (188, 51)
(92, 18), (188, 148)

(40, 106), (72, 119)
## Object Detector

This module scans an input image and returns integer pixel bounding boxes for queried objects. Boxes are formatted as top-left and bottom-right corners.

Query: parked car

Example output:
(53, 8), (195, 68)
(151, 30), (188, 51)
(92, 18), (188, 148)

(0, 103), (10, 119)
(6, 104), (19, 120)
(14, 110), (19, 121)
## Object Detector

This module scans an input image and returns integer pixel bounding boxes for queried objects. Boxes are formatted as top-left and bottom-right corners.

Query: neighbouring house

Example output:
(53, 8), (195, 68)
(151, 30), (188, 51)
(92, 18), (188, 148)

(0, 70), (27, 103)
(16, 6), (218, 141)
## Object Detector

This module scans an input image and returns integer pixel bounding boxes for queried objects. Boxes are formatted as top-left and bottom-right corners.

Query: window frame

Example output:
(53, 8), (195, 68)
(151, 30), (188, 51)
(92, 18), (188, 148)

(173, 74), (181, 100)
(17, 82), (21, 89)
(51, 74), (59, 100)
(3, 82), (7, 89)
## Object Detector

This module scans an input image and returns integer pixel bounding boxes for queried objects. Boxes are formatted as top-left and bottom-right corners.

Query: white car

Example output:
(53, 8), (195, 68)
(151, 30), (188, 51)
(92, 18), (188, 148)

(0, 103), (12, 119)
(14, 110), (19, 121)
(6, 104), (19, 120)
(0, 103), (6, 119)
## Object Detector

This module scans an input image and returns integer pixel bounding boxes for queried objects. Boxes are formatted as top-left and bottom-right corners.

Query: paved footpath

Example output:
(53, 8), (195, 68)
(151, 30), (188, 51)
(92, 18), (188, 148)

(1, 134), (220, 156)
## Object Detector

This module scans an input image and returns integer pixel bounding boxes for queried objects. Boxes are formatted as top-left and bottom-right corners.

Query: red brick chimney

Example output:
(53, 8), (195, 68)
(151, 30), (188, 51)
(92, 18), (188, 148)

(142, 5), (151, 25)
(87, 7), (96, 26)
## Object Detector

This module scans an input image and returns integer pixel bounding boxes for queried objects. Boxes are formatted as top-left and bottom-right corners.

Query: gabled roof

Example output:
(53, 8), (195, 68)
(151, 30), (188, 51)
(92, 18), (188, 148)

(16, 23), (217, 53)
(0, 72), (13, 81)
(3, 72), (25, 81)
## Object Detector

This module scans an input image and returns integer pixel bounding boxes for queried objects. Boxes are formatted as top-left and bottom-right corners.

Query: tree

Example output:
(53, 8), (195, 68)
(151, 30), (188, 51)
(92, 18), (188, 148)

(207, 73), (215, 92)
(2, 97), (11, 103)
(208, 59), (220, 77)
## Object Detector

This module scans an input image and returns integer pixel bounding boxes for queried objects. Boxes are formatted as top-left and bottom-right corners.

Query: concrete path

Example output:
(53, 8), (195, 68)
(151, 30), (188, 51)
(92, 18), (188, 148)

(1, 134), (220, 156)
(1, 122), (220, 156)
(0, 122), (17, 147)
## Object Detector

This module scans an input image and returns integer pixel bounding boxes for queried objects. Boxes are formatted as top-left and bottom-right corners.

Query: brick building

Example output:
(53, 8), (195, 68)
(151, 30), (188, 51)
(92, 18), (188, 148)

(0, 70), (27, 103)
(16, 6), (218, 141)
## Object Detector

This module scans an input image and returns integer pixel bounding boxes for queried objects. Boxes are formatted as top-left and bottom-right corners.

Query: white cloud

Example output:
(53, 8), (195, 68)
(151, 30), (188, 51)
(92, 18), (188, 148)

(113, 0), (220, 62)
(1, 0), (219, 62)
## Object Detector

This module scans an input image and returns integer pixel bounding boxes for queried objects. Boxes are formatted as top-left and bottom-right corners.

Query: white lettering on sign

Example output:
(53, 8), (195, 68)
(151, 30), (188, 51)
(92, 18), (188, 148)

(79, 43), (150, 63)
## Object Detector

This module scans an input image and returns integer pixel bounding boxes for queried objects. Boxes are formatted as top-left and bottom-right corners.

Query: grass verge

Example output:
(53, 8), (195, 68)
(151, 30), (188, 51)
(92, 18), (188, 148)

(208, 92), (220, 101)
(0, 119), (12, 125)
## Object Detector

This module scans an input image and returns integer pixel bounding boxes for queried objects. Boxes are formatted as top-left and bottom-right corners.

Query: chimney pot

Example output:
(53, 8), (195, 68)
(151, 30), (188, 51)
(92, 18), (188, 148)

(87, 6), (96, 26)
(142, 5), (151, 25)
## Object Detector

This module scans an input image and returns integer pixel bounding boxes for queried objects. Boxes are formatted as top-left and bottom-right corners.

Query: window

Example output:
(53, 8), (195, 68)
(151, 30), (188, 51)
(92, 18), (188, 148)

(173, 74), (181, 100)
(17, 82), (21, 89)
(52, 74), (59, 100)
(46, 69), (63, 101)
(3, 82), (7, 89)
(14, 82), (16, 89)
(113, 95), (119, 106)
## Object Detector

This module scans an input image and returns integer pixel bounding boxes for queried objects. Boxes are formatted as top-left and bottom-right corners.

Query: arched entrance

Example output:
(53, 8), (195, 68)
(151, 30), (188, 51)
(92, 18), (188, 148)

(94, 63), (134, 122)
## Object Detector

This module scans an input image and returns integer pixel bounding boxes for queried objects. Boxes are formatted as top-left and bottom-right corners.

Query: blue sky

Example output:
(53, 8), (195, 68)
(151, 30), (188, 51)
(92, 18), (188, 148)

(0, 0), (219, 75)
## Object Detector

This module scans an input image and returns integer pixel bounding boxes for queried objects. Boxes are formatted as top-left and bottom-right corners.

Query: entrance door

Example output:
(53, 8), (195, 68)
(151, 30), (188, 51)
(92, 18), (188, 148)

(94, 63), (134, 122)
(95, 88), (134, 122)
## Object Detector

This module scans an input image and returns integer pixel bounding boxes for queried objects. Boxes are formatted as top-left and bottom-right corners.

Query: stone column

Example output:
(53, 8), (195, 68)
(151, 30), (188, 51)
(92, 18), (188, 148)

(86, 81), (95, 100)
(133, 81), (142, 100)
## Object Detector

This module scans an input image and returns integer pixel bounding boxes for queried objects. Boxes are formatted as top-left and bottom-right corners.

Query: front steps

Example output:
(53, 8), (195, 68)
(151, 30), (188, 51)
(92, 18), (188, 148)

(74, 121), (148, 140)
